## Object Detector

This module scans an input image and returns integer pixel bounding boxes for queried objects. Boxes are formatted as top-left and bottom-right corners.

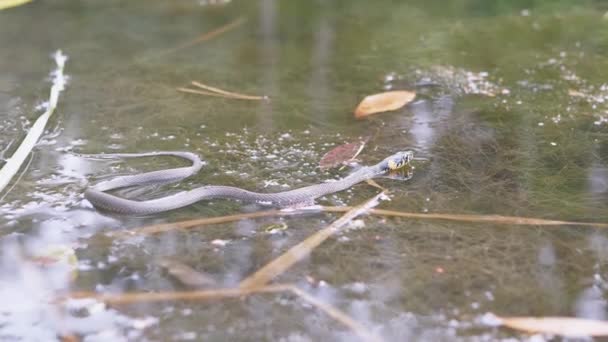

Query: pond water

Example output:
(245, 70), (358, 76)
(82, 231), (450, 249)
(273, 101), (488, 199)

(1, 0), (608, 340)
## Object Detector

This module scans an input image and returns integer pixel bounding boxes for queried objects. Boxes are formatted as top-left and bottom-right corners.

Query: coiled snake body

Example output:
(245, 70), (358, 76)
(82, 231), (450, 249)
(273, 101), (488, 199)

(85, 151), (413, 215)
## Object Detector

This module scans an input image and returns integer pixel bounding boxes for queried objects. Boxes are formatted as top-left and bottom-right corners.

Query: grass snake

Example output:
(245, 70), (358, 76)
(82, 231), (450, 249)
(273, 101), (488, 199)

(84, 150), (413, 215)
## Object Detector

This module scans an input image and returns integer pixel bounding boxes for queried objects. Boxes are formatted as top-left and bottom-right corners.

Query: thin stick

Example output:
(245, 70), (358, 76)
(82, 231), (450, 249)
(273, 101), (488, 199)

(0, 51), (68, 196)
(155, 17), (246, 57)
(190, 81), (267, 100)
(367, 208), (608, 228)
(365, 179), (386, 191)
(108, 209), (293, 237)
(66, 284), (291, 305)
(112, 206), (608, 239)
(64, 284), (380, 341)
(176, 87), (238, 99)
(289, 286), (383, 342)
(238, 192), (386, 289)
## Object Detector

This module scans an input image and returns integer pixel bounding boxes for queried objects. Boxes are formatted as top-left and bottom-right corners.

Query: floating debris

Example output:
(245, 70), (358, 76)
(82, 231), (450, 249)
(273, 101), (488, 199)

(354, 91), (416, 118)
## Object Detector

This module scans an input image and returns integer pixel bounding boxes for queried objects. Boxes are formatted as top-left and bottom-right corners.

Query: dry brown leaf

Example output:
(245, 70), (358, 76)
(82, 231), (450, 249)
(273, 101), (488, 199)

(500, 316), (608, 337)
(319, 140), (366, 170)
(354, 90), (415, 118)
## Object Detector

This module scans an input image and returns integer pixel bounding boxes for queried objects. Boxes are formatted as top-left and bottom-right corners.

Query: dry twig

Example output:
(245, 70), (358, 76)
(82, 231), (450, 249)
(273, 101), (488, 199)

(238, 192), (386, 289)
(65, 284), (381, 342)
(110, 206), (608, 239)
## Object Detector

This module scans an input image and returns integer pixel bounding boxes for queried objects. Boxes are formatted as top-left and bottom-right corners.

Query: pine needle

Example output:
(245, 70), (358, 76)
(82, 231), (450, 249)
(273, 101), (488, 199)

(111, 205), (608, 239)
(149, 17), (246, 59)
(188, 80), (268, 100)
(178, 81), (268, 101)
(176, 87), (237, 99)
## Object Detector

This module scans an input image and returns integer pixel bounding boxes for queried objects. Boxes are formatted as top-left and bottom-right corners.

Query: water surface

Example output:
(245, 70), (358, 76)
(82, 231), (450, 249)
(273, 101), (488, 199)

(1, 0), (608, 340)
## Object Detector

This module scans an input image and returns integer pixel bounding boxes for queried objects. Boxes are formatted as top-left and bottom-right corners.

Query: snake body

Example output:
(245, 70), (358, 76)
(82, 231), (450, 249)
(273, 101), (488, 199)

(84, 151), (413, 215)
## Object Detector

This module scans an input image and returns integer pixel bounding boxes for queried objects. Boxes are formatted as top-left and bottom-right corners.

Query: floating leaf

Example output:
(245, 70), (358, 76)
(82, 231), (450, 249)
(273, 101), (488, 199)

(319, 140), (367, 170)
(0, 0), (33, 10)
(499, 316), (608, 337)
(354, 90), (415, 118)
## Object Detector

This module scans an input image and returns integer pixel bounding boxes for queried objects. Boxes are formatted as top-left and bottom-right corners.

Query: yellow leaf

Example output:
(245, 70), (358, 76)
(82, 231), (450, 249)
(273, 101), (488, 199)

(0, 0), (33, 10)
(500, 316), (608, 337)
(354, 90), (416, 118)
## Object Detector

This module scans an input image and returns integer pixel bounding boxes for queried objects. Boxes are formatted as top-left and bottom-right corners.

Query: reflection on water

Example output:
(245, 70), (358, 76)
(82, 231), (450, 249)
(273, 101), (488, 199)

(588, 163), (608, 198)
(409, 95), (454, 152)
(1, 0), (608, 340)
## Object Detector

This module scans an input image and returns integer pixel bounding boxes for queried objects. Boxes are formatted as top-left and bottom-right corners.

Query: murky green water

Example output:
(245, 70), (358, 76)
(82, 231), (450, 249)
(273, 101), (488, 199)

(1, 0), (608, 340)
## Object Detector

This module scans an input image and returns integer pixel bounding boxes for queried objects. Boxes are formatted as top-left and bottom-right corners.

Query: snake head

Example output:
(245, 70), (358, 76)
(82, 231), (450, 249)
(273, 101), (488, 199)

(380, 151), (414, 172)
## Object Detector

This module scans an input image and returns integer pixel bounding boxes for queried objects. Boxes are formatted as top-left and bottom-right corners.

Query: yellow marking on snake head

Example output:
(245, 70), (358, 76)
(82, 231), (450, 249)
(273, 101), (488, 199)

(388, 159), (399, 170)
(386, 151), (413, 170)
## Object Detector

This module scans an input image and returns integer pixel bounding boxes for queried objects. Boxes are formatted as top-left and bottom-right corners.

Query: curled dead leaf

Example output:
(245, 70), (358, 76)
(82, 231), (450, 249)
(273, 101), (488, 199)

(319, 140), (366, 170)
(354, 90), (416, 118)
(499, 316), (608, 337)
